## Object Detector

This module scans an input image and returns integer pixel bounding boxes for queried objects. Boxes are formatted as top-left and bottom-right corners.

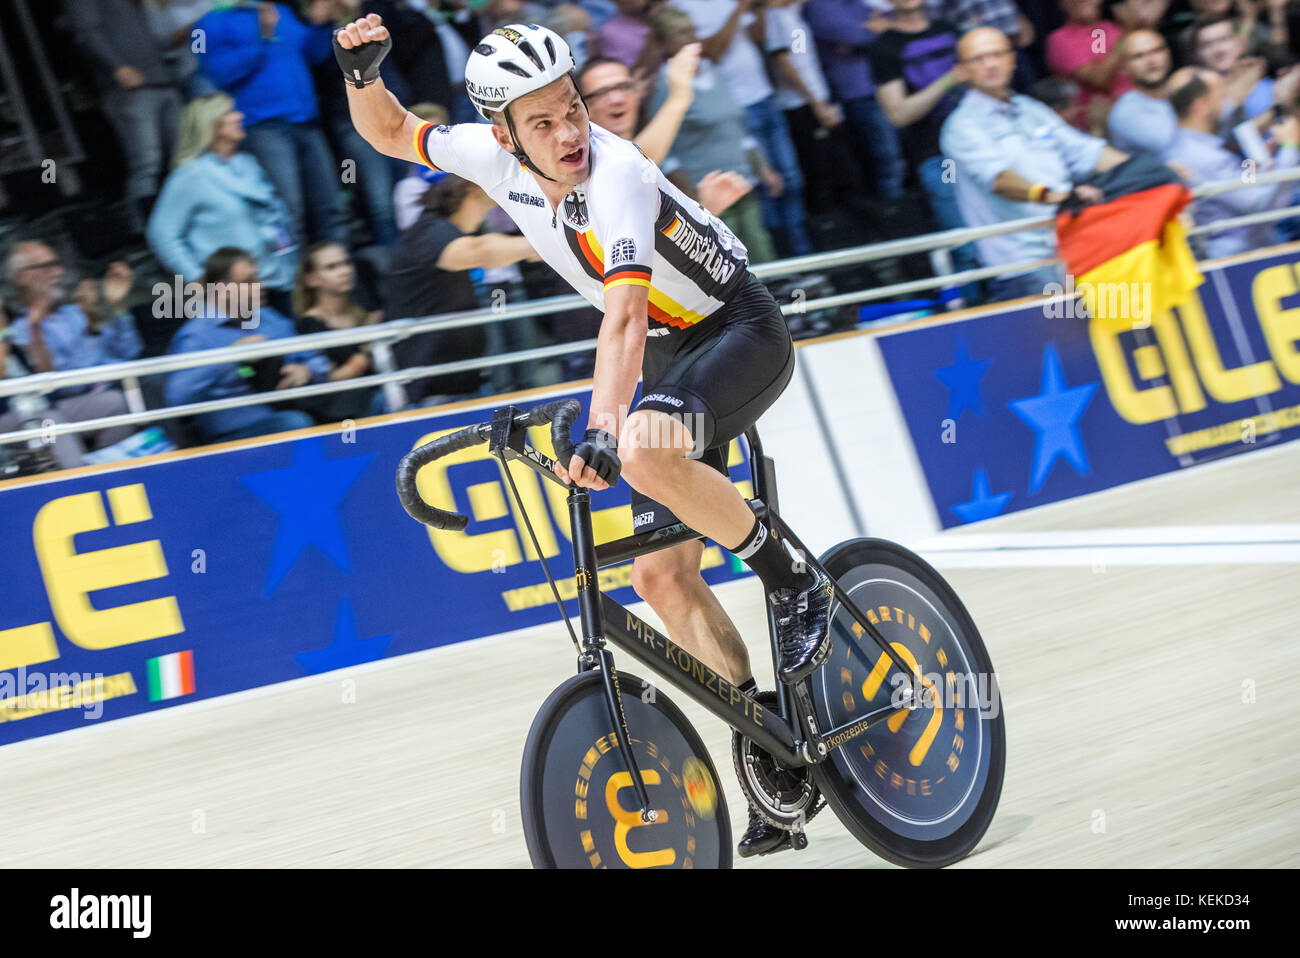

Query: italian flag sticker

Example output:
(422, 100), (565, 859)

(147, 651), (195, 702)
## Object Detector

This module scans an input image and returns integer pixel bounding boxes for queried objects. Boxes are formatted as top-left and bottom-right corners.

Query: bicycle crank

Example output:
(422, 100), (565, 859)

(731, 691), (825, 835)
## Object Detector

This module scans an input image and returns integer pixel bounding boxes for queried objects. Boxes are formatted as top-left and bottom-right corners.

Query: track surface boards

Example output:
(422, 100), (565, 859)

(2, 444), (1297, 868)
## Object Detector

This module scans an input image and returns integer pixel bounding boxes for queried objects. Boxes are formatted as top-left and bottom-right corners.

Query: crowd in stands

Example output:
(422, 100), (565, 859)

(6, 0), (1300, 470)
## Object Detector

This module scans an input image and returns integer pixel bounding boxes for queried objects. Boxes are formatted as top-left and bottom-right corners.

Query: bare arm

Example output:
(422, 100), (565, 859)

(876, 72), (960, 129)
(1073, 43), (1127, 93)
(24, 319), (54, 374)
(772, 50), (819, 108)
(437, 235), (539, 271)
(699, 2), (747, 63)
(991, 168), (1072, 204)
(1095, 145), (1129, 174)
(339, 15), (424, 162)
(635, 43), (700, 165)
(636, 93), (692, 166)
(586, 284), (649, 440)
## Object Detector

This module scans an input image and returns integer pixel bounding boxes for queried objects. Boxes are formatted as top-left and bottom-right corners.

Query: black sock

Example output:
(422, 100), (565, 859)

(728, 516), (814, 594)
(738, 677), (758, 695)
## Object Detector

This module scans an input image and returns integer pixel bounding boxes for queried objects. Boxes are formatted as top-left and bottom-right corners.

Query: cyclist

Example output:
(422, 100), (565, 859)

(336, 15), (833, 857)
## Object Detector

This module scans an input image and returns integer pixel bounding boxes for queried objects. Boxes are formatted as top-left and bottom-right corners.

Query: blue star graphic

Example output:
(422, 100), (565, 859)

(935, 338), (993, 420)
(295, 597), (395, 675)
(239, 438), (374, 595)
(951, 468), (1013, 523)
(1007, 344), (1098, 493)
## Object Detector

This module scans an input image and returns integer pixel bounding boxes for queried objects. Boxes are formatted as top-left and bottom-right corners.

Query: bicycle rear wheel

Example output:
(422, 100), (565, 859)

(520, 669), (732, 869)
(810, 538), (1006, 867)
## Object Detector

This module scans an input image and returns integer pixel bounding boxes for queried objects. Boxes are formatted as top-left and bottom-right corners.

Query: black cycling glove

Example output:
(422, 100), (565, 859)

(571, 429), (621, 486)
(334, 28), (392, 89)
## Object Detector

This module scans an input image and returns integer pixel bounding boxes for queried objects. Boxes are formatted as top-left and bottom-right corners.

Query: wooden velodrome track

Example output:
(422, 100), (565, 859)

(1, 440), (1296, 868)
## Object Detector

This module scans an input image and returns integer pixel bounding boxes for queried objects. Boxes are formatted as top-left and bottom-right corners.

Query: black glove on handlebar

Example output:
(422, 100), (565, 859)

(570, 429), (621, 486)
(334, 29), (392, 89)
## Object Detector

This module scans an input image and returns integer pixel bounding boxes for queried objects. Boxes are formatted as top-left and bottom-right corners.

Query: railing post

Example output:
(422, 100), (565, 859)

(121, 376), (147, 415)
(369, 339), (408, 413)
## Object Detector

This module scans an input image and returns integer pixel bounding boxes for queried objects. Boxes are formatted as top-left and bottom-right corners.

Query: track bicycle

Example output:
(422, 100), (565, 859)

(395, 399), (1006, 868)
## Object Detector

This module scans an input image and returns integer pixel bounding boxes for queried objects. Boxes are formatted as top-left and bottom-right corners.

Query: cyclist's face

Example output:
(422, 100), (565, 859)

(509, 77), (590, 185)
(580, 62), (640, 139)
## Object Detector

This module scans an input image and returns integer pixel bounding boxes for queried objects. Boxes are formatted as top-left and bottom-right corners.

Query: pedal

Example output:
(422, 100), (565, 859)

(790, 830), (808, 852)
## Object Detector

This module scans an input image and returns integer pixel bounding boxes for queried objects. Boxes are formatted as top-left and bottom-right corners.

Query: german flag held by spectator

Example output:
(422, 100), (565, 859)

(1055, 154), (1203, 332)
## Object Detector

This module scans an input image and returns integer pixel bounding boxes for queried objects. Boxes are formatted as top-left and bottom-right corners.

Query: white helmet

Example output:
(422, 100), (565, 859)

(465, 24), (576, 120)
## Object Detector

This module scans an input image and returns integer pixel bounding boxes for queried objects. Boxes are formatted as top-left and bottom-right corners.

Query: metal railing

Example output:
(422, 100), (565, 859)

(3, 166), (1299, 450)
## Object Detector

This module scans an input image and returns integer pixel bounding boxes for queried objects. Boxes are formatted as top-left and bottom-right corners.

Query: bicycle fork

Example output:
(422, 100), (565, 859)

(568, 485), (659, 824)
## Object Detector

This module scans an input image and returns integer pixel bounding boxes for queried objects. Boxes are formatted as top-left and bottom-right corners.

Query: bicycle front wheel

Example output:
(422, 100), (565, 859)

(810, 538), (1006, 867)
(520, 669), (732, 869)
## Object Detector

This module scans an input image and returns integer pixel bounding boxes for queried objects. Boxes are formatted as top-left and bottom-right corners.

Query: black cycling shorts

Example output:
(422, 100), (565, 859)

(628, 270), (795, 536)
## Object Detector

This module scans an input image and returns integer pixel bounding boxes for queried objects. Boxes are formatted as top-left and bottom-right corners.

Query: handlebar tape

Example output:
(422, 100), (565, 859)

(394, 399), (583, 531)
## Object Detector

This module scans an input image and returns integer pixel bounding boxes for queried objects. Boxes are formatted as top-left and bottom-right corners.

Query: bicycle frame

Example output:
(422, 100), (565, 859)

(487, 406), (919, 791)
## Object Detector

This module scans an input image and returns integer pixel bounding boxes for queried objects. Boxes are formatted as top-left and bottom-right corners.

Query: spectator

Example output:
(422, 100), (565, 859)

(0, 329), (115, 473)
(195, 0), (349, 249)
(3, 244), (144, 380)
(648, 7), (780, 263)
(764, 1), (847, 217)
(804, 0), (907, 208)
(68, 0), (183, 236)
(1163, 66), (1300, 258)
(922, 1), (1037, 88)
(0, 245), (140, 466)
(394, 103), (453, 231)
(599, 0), (661, 79)
(1045, 0), (1156, 133)
(291, 243), (383, 422)
(675, 0), (814, 257)
(869, 0), (979, 274)
(164, 247), (330, 442)
(148, 94), (299, 316)
(578, 48), (754, 213)
(940, 27), (1130, 301)
(142, 0), (220, 101)
(386, 173), (540, 406)
(1109, 29), (1178, 154)
(1172, 0), (1289, 67)
(1194, 14), (1277, 126)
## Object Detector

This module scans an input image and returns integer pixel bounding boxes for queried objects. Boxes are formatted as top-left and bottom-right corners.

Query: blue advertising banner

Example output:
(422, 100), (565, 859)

(0, 387), (754, 745)
(877, 246), (1300, 528)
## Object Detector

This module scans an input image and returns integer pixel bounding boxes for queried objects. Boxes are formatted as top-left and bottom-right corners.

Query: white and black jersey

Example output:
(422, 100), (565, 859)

(412, 120), (751, 337)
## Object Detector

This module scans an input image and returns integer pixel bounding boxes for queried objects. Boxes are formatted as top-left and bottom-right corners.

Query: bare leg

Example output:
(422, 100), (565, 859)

(630, 539), (755, 687)
(619, 411), (757, 553)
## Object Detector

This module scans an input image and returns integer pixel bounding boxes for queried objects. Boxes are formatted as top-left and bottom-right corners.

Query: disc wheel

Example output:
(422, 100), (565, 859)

(521, 669), (731, 869)
(809, 539), (1006, 867)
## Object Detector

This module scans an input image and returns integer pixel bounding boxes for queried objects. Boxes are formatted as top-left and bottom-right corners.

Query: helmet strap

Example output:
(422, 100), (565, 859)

(503, 105), (559, 183)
